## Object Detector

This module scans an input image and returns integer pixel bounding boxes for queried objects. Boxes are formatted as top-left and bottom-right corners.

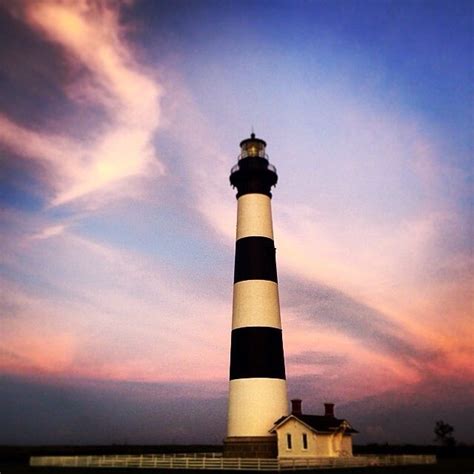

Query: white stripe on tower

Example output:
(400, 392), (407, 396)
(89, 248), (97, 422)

(227, 379), (288, 436)
(226, 134), (288, 447)
(232, 280), (281, 329)
(236, 193), (274, 240)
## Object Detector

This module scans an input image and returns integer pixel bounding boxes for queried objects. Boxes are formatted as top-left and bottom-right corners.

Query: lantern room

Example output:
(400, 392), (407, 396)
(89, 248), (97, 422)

(239, 133), (267, 159)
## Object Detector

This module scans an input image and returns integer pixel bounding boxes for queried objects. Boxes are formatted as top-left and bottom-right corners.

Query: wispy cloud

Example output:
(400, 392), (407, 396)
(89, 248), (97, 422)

(0, 0), (163, 207)
(162, 62), (473, 394)
(286, 350), (348, 367)
(282, 277), (445, 373)
(30, 223), (66, 240)
(0, 211), (230, 383)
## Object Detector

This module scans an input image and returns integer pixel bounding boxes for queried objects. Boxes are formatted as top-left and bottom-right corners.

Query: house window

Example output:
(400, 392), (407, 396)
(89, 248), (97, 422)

(302, 433), (308, 450)
(286, 433), (292, 450)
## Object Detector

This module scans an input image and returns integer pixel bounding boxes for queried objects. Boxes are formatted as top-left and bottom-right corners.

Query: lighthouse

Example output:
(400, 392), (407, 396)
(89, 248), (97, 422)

(224, 134), (288, 458)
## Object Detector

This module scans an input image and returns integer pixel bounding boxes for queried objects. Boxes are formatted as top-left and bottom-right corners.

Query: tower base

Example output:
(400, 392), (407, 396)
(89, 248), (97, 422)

(223, 436), (277, 458)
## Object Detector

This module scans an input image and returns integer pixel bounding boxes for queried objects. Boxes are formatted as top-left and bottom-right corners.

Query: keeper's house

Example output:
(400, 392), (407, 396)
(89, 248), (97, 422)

(271, 400), (358, 458)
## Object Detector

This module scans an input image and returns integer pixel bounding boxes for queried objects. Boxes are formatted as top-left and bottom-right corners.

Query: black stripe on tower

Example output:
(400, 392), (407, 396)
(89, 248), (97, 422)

(230, 327), (286, 380)
(234, 236), (277, 283)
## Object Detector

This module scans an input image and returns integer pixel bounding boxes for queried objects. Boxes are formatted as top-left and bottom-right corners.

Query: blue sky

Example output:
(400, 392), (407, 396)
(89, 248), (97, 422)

(0, 0), (472, 445)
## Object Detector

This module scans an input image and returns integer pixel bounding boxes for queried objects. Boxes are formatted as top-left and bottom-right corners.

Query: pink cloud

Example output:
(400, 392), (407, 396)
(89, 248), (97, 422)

(1, 1), (470, 411)
(0, 0), (163, 206)
(0, 211), (230, 383)
(161, 69), (473, 395)
(30, 224), (67, 240)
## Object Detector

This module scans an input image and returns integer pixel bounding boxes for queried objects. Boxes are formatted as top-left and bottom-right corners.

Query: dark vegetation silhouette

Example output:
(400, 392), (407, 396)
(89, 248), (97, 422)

(434, 420), (456, 447)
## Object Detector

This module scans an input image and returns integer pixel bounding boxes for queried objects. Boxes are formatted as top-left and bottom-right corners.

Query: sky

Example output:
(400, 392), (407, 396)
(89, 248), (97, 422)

(0, 0), (472, 445)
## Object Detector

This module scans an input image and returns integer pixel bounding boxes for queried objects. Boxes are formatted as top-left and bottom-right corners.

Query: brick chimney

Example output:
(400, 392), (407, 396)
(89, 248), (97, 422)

(291, 399), (302, 416)
(324, 403), (335, 417)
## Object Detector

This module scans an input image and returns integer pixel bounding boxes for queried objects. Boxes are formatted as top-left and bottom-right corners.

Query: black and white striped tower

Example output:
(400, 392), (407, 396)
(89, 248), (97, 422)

(224, 134), (288, 458)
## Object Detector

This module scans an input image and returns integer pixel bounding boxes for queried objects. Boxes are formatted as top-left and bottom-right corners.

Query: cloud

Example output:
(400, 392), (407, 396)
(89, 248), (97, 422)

(0, 0), (471, 447)
(0, 209), (231, 383)
(0, 0), (163, 207)
(159, 64), (473, 402)
(30, 224), (66, 240)
(341, 373), (474, 444)
(285, 368), (474, 444)
(161, 85), (470, 391)
(282, 277), (436, 367)
(286, 350), (348, 367)
(2, 370), (472, 446)
(0, 373), (227, 444)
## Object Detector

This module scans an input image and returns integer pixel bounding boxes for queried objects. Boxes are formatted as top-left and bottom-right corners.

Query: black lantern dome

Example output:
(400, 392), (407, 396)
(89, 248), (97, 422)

(230, 133), (277, 198)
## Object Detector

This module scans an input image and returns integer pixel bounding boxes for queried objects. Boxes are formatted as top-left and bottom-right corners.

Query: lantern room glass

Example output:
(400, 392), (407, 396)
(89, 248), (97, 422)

(240, 140), (266, 159)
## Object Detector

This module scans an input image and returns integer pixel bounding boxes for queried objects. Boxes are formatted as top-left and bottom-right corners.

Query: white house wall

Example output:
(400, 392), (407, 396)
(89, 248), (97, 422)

(276, 419), (353, 458)
(341, 435), (353, 456)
